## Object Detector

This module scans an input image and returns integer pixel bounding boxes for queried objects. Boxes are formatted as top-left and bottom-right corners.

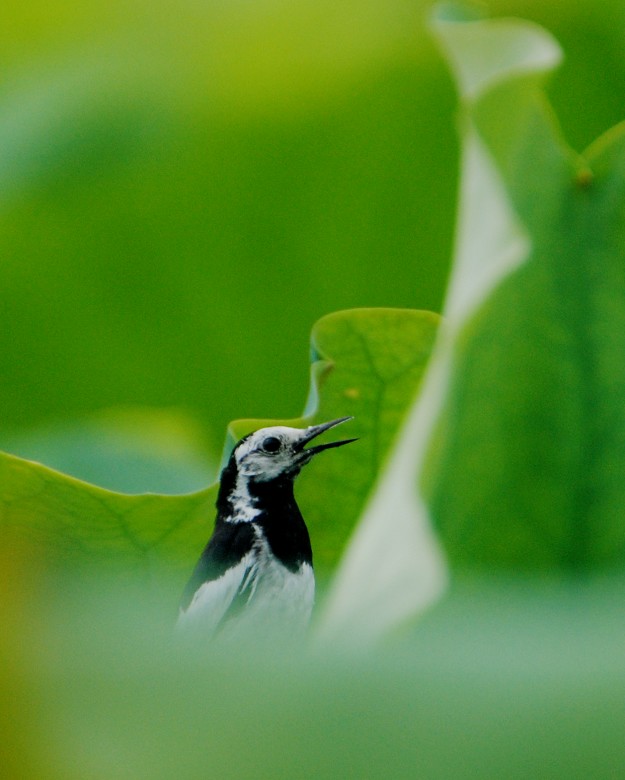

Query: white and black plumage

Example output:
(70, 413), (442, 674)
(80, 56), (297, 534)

(177, 417), (355, 641)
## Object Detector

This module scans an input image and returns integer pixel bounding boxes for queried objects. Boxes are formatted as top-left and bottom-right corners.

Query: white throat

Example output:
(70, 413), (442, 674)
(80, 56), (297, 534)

(227, 473), (261, 523)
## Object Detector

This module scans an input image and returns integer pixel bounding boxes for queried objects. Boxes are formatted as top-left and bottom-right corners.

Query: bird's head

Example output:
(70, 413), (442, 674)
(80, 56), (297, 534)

(233, 417), (356, 483)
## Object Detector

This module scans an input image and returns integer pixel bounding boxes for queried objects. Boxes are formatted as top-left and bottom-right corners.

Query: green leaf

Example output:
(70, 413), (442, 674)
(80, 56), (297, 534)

(419, 10), (625, 572)
(0, 308), (438, 594)
(0, 452), (214, 587)
(319, 9), (625, 642)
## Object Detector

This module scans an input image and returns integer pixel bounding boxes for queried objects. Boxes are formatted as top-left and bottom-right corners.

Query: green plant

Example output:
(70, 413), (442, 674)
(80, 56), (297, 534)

(2, 4), (625, 777)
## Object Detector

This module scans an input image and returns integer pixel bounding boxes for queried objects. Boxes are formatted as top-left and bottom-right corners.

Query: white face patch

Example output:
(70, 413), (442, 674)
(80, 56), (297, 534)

(235, 426), (306, 481)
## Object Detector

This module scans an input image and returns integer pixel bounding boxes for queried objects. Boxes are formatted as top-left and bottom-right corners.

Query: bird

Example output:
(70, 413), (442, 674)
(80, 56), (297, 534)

(176, 416), (356, 643)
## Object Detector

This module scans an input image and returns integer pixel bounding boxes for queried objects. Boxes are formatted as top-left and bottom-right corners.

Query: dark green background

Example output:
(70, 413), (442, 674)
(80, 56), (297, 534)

(1, 0), (623, 457)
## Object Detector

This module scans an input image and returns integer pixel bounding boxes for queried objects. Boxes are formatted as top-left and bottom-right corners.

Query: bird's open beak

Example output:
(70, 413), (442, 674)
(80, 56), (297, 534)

(296, 416), (357, 457)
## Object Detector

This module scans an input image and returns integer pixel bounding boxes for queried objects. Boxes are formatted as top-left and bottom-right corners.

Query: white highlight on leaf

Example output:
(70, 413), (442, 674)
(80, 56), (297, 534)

(433, 17), (561, 102)
(317, 133), (529, 643)
(315, 387), (448, 644)
(317, 15), (560, 644)
(445, 125), (530, 329)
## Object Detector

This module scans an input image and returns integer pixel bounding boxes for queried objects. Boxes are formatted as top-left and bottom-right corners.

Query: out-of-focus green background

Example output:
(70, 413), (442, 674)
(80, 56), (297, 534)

(2, 0), (624, 485)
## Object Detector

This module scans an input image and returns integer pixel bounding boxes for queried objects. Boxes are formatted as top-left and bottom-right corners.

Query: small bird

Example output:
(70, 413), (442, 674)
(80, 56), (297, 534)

(177, 417), (355, 642)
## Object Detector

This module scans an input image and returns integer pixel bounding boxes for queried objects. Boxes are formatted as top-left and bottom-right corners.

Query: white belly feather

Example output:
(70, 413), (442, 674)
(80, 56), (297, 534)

(176, 527), (315, 642)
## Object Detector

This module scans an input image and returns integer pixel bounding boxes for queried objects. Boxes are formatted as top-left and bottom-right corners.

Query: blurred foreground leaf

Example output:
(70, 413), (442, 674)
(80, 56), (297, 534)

(0, 309), (438, 594)
(6, 569), (625, 779)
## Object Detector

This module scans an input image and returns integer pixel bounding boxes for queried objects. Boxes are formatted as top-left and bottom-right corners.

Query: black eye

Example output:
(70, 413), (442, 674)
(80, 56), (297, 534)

(261, 436), (282, 454)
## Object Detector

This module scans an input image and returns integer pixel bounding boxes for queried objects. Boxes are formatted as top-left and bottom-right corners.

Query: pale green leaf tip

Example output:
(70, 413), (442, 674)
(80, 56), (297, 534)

(430, 2), (562, 101)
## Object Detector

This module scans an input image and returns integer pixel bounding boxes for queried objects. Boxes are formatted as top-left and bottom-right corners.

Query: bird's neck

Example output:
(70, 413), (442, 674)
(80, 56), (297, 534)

(216, 458), (312, 569)
(217, 460), (298, 524)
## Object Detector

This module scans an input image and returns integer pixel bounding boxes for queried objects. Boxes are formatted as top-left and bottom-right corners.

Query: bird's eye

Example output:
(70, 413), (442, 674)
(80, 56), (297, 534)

(260, 436), (282, 454)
